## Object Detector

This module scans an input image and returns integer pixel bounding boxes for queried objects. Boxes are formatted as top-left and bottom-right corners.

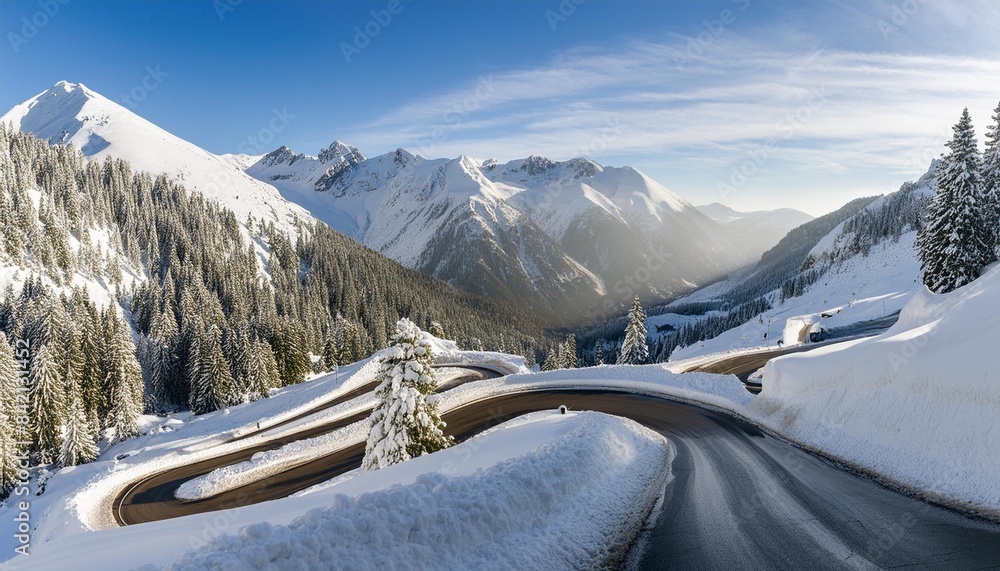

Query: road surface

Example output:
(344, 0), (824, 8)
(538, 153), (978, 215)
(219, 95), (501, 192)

(682, 338), (869, 392)
(114, 388), (1000, 569)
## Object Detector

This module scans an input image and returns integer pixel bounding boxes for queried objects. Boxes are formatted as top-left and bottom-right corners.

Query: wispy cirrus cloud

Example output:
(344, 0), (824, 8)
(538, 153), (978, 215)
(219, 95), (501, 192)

(340, 5), (1000, 214)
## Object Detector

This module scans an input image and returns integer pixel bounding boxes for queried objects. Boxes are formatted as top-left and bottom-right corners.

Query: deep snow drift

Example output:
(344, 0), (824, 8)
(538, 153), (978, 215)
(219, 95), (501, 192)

(166, 411), (669, 571)
(749, 263), (1000, 515)
(12, 411), (670, 571)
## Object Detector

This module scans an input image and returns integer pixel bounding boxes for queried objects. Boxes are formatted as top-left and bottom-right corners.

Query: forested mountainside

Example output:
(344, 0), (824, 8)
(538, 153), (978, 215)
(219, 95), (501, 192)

(0, 126), (547, 469)
(572, 181), (934, 364)
(247, 143), (754, 324)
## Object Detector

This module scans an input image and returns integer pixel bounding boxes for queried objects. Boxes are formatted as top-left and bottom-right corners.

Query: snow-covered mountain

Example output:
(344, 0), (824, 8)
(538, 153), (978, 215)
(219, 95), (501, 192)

(697, 203), (814, 262)
(0, 81), (310, 234)
(3, 81), (757, 324)
(246, 144), (756, 322)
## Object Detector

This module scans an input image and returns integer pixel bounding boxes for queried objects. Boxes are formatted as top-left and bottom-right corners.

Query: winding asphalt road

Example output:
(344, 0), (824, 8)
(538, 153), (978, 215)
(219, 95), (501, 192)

(114, 365), (1000, 569)
(115, 365), (499, 525)
(683, 338), (872, 392)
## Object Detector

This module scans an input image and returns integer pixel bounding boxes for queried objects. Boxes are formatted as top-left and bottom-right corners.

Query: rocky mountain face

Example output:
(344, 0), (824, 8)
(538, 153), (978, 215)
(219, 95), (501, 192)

(247, 146), (763, 323)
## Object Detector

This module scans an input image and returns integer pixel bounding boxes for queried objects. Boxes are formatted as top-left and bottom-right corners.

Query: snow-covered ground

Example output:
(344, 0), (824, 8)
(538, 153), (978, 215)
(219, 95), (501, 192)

(668, 229), (922, 361)
(4, 264), (1000, 566)
(0, 357), (377, 562)
(176, 365), (750, 503)
(748, 263), (1000, 516)
(172, 411), (669, 571)
(10, 411), (670, 570)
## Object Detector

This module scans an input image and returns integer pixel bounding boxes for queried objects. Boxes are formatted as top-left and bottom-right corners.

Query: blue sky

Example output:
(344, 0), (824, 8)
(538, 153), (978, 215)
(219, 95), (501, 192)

(2, 0), (1000, 216)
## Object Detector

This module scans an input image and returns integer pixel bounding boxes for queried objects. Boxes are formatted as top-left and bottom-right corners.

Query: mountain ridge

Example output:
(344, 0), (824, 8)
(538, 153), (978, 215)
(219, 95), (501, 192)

(4, 81), (811, 325)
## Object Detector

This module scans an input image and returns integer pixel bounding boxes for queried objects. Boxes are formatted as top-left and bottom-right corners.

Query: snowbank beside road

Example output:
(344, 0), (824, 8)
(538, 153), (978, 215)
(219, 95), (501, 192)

(176, 366), (748, 503)
(15, 412), (670, 571)
(749, 264), (1000, 515)
(167, 411), (669, 571)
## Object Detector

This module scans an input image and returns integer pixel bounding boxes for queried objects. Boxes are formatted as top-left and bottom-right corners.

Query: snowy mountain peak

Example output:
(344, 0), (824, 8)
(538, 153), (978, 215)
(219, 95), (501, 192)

(4, 80), (114, 148)
(520, 155), (556, 176)
(50, 80), (98, 98)
(260, 145), (310, 167)
(318, 140), (364, 164)
(394, 147), (417, 167)
(697, 203), (744, 224)
(1, 81), (311, 233)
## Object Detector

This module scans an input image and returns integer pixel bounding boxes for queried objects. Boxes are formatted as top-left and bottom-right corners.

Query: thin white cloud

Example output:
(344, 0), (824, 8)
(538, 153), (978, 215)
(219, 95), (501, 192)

(339, 20), (1000, 214)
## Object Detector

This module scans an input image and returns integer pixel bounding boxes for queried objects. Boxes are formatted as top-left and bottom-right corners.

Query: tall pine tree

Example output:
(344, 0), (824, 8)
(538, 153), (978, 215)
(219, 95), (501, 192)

(0, 334), (23, 496)
(29, 344), (64, 464)
(188, 325), (233, 415)
(617, 296), (650, 365)
(982, 100), (1000, 258)
(542, 347), (560, 371)
(104, 313), (142, 443)
(60, 394), (98, 467)
(918, 108), (990, 293)
(593, 339), (605, 366)
(563, 334), (577, 368)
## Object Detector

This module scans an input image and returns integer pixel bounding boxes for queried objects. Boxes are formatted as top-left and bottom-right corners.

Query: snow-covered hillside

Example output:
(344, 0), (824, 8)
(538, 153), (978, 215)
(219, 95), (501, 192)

(1, 82), (311, 235)
(664, 170), (933, 361)
(750, 261), (1000, 515)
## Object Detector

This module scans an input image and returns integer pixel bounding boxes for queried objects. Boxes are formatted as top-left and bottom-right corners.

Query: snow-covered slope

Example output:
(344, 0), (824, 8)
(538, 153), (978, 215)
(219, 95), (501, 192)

(0, 82), (310, 234)
(10, 408), (669, 571)
(750, 262), (1000, 515)
(248, 146), (752, 322)
(667, 169), (933, 360)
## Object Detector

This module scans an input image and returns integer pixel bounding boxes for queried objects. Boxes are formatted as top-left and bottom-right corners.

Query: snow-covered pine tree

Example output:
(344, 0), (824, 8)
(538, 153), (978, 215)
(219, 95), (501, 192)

(362, 318), (451, 471)
(917, 108), (990, 293)
(29, 344), (64, 464)
(467, 337), (484, 351)
(0, 405), (18, 499)
(60, 394), (98, 467)
(0, 334), (22, 496)
(273, 319), (309, 386)
(983, 100), (1000, 258)
(617, 296), (650, 365)
(146, 306), (178, 412)
(104, 313), (143, 442)
(78, 305), (104, 427)
(247, 339), (278, 400)
(563, 334), (577, 368)
(429, 321), (445, 339)
(542, 348), (560, 371)
(593, 339), (605, 366)
(321, 330), (339, 372)
(188, 325), (233, 415)
(223, 324), (252, 405)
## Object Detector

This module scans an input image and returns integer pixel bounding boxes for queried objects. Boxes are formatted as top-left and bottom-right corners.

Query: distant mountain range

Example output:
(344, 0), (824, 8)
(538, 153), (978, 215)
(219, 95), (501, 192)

(697, 203), (814, 260)
(3, 82), (813, 325)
